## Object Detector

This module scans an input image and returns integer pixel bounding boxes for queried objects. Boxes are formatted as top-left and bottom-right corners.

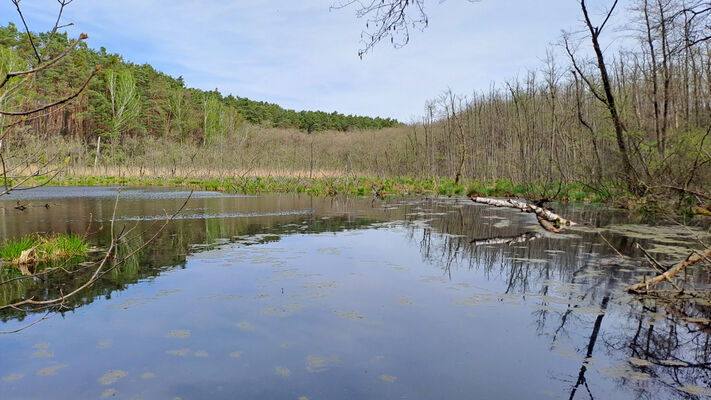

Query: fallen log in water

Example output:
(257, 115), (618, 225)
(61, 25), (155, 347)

(627, 247), (711, 294)
(470, 196), (577, 233)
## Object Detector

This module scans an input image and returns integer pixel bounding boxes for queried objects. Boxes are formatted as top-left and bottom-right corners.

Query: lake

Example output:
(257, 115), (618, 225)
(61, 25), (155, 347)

(1, 187), (710, 399)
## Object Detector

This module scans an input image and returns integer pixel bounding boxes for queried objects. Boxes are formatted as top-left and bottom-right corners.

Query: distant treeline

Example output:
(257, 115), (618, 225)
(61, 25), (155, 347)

(0, 23), (398, 145)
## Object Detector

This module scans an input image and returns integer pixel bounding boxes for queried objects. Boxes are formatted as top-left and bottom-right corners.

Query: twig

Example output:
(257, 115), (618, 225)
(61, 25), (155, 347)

(0, 192), (192, 314)
(0, 309), (56, 334)
(0, 66), (101, 117)
(628, 248), (711, 294)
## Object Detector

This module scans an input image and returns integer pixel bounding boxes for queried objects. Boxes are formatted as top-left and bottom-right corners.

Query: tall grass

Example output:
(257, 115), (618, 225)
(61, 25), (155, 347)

(8, 128), (626, 204)
(0, 233), (88, 267)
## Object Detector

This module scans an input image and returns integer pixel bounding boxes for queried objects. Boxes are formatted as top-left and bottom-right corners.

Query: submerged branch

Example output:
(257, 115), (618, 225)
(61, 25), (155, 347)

(627, 247), (711, 294)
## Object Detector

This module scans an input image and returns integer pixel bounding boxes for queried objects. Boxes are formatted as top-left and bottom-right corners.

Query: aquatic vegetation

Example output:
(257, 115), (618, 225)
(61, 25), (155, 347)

(0, 233), (88, 274)
(98, 370), (128, 385)
(2, 373), (24, 382)
(305, 355), (340, 373)
(167, 330), (191, 339)
(36, 363), (69, 376)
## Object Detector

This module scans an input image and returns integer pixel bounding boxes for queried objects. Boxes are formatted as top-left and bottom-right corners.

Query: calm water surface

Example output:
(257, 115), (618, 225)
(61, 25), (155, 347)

(0, 187), (710, 400)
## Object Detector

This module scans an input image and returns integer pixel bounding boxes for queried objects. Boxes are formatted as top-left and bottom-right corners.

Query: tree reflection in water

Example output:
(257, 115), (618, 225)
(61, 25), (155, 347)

(404, 198), (711, 399)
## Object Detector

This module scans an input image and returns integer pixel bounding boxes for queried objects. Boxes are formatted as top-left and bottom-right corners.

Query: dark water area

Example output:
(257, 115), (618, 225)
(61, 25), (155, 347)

(0, 187), (710, 399)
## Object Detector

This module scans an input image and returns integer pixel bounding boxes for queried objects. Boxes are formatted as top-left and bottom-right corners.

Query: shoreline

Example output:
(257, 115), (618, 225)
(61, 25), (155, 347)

(17, 174), (608, 203)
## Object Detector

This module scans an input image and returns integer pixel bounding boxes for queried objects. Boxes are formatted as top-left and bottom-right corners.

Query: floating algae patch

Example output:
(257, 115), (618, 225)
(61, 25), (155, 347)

(3, 373), (24, 382)
(506, 257), (549, 264)
(678, 385), (711, 397)
(398, 296), (413, 306)
(111, 298), (153, 310)
(454, 293), (497, 306)
(379, 374), (397, 383)
(334, 310), (365, 320)
(194, 351), (209, 358)
(261, 303), (306, 317)
(492, 220), (511, 228)
(166, 348), (190, 357)
(156, 289), (182, 297)
(98, 340), (113, 349)
(229, 351), (244, 358)
(33, 342), (50, 349)
(197, 294), (243, 302)
(167, 330), (191, 339)
(275, 366), (292, 377)
(551, 341), (584, 362)
(569, 305), (607, 315)
(317, 247), (342, 256)
(100, 389), (117, 399)
(98, 370), (127, 385)
(141, 372), (156, 379)
(658, 359), (689, 367)
(306, 355), (340, 373)
(628, 358), (653, 367)
(421, 275), (447, 284)
(32, 350), (53, 358)
(683, 316), (711, 324)
(273, 269), (305, 279)
(236, 321), (255, 331)
(599, 363), (651, 382)
(603, 224), (709, 245)
(302, 281), (339, 289)
(36, 363), (68, 376)
(646, 243), (698, 258)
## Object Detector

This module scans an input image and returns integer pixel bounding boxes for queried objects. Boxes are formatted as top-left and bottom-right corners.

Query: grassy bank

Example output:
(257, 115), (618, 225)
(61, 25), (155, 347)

(21, 174), (611, 203)
(0, 233), (88, 275)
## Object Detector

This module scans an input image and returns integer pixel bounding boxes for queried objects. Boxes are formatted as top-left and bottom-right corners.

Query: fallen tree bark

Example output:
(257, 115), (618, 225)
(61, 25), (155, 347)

(471, 196), (577, 233)
(627, 247), (711, 294)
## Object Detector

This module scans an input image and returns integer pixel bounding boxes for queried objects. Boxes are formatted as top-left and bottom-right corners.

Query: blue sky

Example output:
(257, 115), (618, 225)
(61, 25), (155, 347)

(0, 1), (621, 121)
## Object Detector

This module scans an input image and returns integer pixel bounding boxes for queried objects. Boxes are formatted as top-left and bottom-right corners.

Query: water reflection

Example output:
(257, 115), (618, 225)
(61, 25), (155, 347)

(400, 198), (711, 399)
(0, 188), (709, 399)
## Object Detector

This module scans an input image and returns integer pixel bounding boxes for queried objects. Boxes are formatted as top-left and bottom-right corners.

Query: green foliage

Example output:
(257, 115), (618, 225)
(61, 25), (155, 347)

(222, 95), (399, 132)
(0, 233), (88, 268)
(105, 69), (141, 139)
(0, 236), (36, 261)
(0, 23), (399, 141)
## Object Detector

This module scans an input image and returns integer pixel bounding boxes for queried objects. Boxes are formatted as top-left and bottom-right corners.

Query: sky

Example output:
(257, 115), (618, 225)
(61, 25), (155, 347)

(0, 0), (625, 122)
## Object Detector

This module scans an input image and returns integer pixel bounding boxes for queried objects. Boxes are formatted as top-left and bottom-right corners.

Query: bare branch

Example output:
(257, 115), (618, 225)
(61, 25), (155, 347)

(11, 0), (42, 63)
(0, 34), (88, 91)
(0, 65), (101, 117)
(333, 0), (479, 57)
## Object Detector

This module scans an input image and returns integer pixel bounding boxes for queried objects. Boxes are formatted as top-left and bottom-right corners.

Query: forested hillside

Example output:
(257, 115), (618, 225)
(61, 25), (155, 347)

(2, 0), (711, 206)
(0, 22), (398, 145)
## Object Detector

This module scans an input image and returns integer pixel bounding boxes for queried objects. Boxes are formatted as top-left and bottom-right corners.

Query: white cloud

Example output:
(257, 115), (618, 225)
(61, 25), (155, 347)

(0, 0), (620, 121)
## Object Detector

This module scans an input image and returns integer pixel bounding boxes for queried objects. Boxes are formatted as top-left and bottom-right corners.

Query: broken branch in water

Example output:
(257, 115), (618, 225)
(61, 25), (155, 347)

(470, 196), (577, 233)
(627, 247), (711, 294)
